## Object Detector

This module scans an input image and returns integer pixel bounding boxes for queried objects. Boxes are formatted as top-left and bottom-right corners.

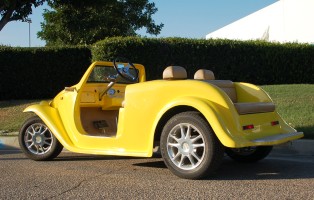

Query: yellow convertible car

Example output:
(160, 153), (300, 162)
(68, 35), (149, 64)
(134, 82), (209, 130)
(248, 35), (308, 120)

(19, 58), (303, 179)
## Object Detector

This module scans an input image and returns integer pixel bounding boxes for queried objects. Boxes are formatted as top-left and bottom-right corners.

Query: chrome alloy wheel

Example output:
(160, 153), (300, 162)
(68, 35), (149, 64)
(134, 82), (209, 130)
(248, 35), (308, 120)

(167, 123), (205, 170)
(24, 123), (54, 155)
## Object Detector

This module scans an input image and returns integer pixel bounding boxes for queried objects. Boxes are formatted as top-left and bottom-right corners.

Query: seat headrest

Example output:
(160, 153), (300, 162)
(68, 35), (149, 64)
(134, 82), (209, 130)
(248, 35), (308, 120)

(163, 66), (187, 80)
(194, 69), (215, 80)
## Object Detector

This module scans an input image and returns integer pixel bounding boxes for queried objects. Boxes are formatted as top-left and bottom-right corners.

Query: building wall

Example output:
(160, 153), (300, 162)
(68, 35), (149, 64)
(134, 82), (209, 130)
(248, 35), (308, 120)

(206, 0), (314, 44)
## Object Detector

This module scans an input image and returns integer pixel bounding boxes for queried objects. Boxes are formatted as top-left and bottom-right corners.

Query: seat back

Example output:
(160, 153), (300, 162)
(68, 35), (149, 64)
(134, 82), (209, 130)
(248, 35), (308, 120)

(194, 69), (215, 80)
(163, 66), (187, 80)
(194, 69), (237, 102)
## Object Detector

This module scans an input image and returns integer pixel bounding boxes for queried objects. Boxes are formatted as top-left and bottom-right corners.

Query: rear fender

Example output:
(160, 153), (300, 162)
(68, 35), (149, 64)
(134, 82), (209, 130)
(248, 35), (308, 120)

(152, 97), (248, 148)
(235, 82), (272, 103)
(23, 101), (74, 150)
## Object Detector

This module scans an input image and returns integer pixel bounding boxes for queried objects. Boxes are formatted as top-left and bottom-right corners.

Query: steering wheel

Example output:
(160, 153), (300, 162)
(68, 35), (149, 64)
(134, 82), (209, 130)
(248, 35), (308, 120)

(113, 57), (139, 83)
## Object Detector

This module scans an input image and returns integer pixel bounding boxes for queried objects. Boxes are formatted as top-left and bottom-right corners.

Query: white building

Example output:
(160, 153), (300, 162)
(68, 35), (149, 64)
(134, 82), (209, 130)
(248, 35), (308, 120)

(206, 0), (314, 44)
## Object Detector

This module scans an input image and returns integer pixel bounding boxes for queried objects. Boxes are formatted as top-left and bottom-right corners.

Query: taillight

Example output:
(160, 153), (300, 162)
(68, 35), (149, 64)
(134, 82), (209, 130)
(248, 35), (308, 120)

(271, 121), (279, 126)
(243, 124), (254, 130)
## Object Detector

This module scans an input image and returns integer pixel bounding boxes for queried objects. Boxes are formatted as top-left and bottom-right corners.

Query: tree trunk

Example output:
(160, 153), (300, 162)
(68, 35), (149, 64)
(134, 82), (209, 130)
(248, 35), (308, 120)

(0, 18), (10, 31)
(0, 1), (16, 31)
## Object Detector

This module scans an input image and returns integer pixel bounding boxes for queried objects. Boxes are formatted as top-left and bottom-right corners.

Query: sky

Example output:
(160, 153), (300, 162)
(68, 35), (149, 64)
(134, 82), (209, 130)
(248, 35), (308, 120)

(0, 0), (276, 47)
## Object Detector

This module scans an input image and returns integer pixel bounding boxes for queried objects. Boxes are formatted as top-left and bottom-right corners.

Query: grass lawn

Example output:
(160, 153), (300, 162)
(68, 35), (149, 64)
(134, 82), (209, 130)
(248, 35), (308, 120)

(261, 84), (314, 139)
(0, 100), (39, 133)
(0, 84), (313, 138)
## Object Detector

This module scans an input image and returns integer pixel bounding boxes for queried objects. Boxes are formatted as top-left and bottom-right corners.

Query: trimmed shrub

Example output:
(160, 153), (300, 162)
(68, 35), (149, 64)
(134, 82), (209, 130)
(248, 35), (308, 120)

(92, 37), (314, 84)
(0, 46), (91, 100)
(1, 37), (313, 100)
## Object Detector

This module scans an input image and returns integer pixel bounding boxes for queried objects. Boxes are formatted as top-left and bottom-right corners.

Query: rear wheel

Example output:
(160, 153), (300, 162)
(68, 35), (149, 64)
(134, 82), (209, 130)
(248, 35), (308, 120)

(19, 116), (63, 161)
(160, 111), (224, 179)
(225, 146), (273, 163)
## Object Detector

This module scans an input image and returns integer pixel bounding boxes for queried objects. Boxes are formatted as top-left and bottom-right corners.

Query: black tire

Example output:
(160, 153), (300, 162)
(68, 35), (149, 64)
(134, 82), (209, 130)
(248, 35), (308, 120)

(19, 116), (63, 161)
(160, 111), (224, 179)
(225, 146), (273, 163)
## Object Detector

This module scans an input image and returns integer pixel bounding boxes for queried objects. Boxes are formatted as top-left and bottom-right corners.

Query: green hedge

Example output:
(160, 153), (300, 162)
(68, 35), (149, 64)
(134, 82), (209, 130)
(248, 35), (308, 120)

(0, 46), (91, 100)
(1, 37), (314, 100)
(92, 37), (314, 83)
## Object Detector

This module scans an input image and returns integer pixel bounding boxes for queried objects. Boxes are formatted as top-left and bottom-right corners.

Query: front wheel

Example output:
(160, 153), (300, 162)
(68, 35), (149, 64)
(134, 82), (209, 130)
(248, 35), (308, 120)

(225, 146), (273, 163)
(19, 116), (63, 161)
(160, 111), (224, 179)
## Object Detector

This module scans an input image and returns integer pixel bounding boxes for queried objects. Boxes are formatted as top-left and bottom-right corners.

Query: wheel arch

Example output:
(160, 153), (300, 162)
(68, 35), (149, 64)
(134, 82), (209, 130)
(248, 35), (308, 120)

(19, 115), (63, 160)
(23, 102), (74, 150)
(151, 97), (243, 149)
(153, 105), (201, 146)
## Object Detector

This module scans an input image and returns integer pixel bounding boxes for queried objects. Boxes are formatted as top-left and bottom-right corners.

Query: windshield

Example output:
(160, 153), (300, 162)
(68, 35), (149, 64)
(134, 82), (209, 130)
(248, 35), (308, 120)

(87, 65), (138, 84)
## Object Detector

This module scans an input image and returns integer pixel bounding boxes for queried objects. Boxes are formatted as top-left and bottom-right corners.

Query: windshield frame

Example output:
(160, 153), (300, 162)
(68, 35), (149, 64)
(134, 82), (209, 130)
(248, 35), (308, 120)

(86, 65), (139, 84)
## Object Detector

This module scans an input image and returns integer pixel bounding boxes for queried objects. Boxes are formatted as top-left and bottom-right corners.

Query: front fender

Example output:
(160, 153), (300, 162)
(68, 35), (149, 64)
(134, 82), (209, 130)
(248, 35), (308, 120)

(152, 97), (248, 148)
(24, 101), (74, 150)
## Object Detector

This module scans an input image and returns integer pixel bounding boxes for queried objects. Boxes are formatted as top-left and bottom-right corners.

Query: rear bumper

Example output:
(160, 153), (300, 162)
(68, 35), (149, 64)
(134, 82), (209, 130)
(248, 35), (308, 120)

(251, 132), (304, 146)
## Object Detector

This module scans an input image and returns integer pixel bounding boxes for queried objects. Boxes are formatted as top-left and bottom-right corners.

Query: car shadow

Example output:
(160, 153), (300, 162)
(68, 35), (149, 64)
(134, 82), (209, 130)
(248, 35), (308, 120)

(0, 145), (21, 155)
(3, 150), (314, 181)
(210, 158), (314, 180)
(133, 156), (314, 180)
(296, 125), (314, 139)
(0, 151), (159, 161)
(53, 151), (163, 162)
(54, 153), (146, 162)
(0, 149), (22, 156)
(133, 160), (167, 169)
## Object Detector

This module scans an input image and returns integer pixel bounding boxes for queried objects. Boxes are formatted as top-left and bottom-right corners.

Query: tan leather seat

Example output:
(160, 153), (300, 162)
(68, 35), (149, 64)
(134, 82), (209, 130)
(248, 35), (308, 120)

(205, 80), (237, 103)
(194, 69), (275, 115)
(194, 69), (215, 80)
(195, 70), (237, 102)
(163, 66), (187, 80)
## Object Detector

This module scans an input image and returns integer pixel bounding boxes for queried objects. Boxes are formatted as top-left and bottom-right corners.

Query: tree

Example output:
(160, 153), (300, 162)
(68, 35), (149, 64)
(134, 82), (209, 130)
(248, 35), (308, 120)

(0, 0), (45, 31)
(38, 0), (164, 46)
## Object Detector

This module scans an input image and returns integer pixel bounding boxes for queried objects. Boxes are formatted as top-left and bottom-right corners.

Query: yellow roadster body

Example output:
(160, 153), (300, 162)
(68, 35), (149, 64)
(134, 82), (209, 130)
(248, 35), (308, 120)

(20, 59), (303, 179)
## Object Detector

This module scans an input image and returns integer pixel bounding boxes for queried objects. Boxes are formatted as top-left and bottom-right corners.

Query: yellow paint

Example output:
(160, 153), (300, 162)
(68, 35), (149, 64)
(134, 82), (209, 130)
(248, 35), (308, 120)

(24, 61), (303, 157)
(235, 82), (272, 103)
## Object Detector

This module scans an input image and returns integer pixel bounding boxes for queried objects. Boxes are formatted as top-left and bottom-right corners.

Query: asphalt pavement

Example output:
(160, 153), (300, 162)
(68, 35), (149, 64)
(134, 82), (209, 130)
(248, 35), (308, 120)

(1, 151), (314, 199)
(0, 132), (313, 155)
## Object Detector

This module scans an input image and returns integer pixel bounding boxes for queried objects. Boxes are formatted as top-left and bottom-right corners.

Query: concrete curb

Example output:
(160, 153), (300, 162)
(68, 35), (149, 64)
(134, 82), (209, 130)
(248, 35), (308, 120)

(0, 136), (313, 156)
(0, 136), (20, 150)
